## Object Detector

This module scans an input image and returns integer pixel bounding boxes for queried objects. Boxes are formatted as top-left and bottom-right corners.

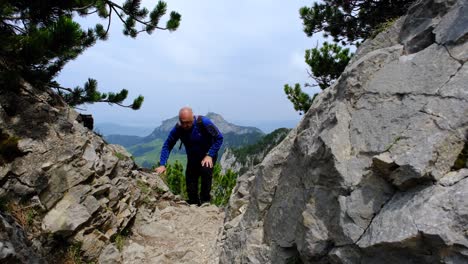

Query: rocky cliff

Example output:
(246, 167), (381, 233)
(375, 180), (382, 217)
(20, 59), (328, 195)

(220, 0), (468, 263)
(0, 81), (170, 262)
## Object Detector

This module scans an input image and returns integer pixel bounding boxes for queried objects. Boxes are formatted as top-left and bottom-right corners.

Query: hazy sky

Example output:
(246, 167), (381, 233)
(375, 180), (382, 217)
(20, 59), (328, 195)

(57, 0), (324, 129)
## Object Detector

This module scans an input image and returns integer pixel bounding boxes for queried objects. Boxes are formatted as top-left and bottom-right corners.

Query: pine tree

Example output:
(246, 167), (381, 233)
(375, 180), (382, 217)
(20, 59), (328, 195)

(211, 165), (238, 206)
(285, 43), (352, 114)
(0, 0), (181, 110)
(285, 0), (413, 114)
(164, 161), (186, 198)
(300, 0), (414, 45)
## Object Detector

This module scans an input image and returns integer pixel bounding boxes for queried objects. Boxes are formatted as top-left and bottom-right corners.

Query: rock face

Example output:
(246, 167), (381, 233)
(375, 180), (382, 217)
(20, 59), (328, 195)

(219, 148), (245, 174)
(220, 0), (468, 263)
(0, 212), (46, 263)
(0, 82), (168, 261)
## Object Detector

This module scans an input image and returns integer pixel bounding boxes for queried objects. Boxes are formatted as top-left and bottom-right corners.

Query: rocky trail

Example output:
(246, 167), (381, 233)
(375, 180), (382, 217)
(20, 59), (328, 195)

(99, 175), (225, 264)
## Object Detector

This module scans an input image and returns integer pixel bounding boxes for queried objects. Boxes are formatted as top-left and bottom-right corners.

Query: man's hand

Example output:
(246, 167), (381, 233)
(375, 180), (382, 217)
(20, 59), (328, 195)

(154, 166), (166, 174)
(201, 156), (213, 168)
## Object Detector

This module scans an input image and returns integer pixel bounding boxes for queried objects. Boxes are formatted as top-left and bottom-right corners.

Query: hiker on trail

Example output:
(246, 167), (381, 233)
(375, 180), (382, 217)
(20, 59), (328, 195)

(155, 107), (224, 205)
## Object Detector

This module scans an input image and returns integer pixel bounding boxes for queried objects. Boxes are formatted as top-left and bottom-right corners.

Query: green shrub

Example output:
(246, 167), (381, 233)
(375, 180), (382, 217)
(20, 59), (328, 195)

(164, 160), (186, 198)
(211, 166), (238, 206)
(114, 152), (126, 160)
(0, 130), (22, 165)
(452, 142), (468, 170)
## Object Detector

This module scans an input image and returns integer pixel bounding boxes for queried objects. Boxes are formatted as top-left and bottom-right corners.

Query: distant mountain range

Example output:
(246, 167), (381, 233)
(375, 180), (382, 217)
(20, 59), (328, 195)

(103, 112), (266, 168)
(96, 118), (299, 137)
(95, 123), (154, 137)
(143, 112), (264, 142)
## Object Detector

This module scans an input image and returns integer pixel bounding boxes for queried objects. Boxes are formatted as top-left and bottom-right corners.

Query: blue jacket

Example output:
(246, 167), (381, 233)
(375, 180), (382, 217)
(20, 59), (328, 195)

(159, 115), (223, 166)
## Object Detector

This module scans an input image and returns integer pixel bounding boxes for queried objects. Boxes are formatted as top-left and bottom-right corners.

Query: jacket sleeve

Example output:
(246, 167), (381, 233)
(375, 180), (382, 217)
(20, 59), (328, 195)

(159, 126), (180, 166)
(203, 117), (223, 157)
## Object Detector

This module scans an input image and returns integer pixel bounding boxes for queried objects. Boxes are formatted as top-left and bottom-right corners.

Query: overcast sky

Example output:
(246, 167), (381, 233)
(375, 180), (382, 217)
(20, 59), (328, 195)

(57, 0), (325, 130)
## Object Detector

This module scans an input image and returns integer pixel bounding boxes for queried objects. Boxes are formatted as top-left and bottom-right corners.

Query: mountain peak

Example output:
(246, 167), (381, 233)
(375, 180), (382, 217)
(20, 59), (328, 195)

(146, 112), (263, 140)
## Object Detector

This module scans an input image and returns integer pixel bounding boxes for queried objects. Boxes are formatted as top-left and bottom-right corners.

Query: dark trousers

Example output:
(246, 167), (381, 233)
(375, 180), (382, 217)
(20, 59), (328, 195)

(186, 158), (215, 205)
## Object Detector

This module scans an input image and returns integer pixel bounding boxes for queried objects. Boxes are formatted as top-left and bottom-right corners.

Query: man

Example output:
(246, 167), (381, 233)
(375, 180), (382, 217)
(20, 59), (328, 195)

(155, 107), (223, 205)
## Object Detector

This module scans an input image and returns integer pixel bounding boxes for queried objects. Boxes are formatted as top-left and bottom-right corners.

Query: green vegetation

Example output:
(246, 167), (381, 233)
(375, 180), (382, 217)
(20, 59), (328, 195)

(452, 141), (468, 171)
(114, 152), (126, 160)
(0, 196), (9, 212)
(286, 0), (414, 114)
(0, 0), (181, 110)
(304, 42), (352, 90)
(284, 42), (352, 115)
(136, 178), (166, 206)
(299, 0), (414, 46)
(67, 242), (83, 264)
(284, 84), (318, 115)
(120, 131), (263, 168)
(112, 228), (131, 252)
(26, 208), (38, 227)
(162, 129), (290, 205)
(370, 17), (400, 39)
(161, 162), (238, 206)
(221, 132), (264, 152)
(211, 166), (238, 206)
(115, 234), (125, 251)
(0, 130), (22, 165)
(231, 128), (290, 165)
(127, 138), (187, 168)
(164, 160), (186, 198)
(136, 179), (151, 194)
(4, 200), (41, 230)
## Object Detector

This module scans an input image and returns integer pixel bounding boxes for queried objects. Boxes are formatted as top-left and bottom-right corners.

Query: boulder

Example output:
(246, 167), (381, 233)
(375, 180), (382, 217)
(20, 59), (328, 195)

(220, 0), (468, 262)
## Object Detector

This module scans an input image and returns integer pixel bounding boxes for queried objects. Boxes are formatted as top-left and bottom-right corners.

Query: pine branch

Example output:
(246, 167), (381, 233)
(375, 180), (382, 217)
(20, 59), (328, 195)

(110, 4), (127, 25)
(1, 21), (26, 34)
(106, 1), (168, 30)
(80, 9), (99, 15)
(47, 83), (74, 93)
(105, 7), (112, 37)
(72, 1), (98, 11)
(2, 16), (25, 20)
(98, 99), (135, 108)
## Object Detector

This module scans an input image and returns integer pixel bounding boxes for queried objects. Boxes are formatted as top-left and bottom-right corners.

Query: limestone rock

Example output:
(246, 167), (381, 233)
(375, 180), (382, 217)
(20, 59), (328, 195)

(220, 0), (468, 262)
(0, 213), (46, 264)
(0, 76), (169, 261)
(98, 244), (122, 264)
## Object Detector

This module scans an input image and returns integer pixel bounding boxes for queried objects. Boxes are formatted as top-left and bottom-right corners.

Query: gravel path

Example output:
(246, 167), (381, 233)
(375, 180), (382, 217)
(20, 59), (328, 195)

(121, 199), (225, 264)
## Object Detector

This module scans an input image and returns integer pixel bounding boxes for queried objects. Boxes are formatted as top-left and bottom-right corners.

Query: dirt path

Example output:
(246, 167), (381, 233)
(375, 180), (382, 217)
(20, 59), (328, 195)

(121, 198), (225, 264)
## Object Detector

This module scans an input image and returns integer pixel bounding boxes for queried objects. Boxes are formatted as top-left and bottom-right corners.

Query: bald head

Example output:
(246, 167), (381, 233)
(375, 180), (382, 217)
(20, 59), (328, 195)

(179, 107), (194, 130)
(179, 107), (193, 117)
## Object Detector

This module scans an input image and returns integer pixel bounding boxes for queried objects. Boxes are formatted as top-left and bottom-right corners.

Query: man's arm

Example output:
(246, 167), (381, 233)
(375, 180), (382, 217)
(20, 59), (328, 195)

(159, 126), (180, 166)
(203, 117), (223, 157)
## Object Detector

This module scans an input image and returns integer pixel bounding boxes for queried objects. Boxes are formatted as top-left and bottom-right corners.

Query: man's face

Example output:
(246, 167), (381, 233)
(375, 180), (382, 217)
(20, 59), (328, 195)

(179, 112), (194, 130)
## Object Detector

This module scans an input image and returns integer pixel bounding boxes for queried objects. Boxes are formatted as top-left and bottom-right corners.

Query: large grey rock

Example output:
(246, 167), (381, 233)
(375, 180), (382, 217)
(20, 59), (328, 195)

(41, 185), (99, 235)
(220, 0), (468, 263)
(98, 244), (122, 264)
(0, 76), (168, 260)
(0, 213), (46, 264)
(399, 0), (458, 54)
